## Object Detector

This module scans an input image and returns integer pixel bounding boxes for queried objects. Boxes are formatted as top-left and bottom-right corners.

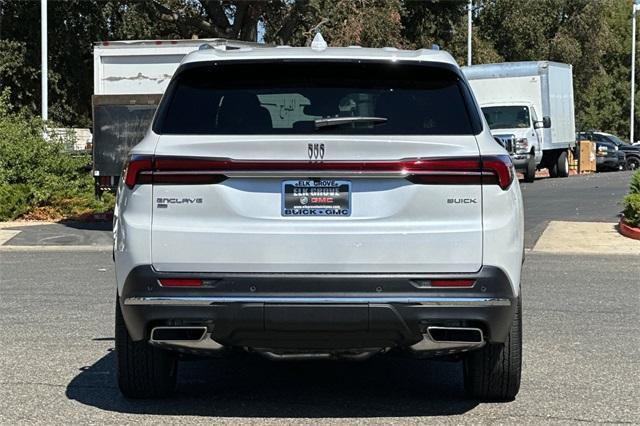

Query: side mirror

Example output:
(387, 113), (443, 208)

(542, 116), (552, 128)
(534, 121), (544, 129)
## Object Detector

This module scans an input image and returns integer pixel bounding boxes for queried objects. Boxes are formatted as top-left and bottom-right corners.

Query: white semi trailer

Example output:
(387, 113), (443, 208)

(92, 38), (260, 196)
(463, 61), (575, 181)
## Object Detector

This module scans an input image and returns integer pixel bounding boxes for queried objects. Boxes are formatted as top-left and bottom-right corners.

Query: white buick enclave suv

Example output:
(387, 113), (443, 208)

(113, 41), (524, 401)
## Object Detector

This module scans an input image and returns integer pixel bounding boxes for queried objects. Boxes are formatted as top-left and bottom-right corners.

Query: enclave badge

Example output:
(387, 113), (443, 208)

(156, 197), (203, 208)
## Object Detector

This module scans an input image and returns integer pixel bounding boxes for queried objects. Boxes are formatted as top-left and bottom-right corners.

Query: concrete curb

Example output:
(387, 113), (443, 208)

(619, 218), (640, 240)
(0, 245), (112, 252)
(0, 221), (55, 229)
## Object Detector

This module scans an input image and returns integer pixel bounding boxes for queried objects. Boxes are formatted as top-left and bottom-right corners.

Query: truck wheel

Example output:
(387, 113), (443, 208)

(628, 156), (640, 171)
(115, 298), (177, 398)
(463, 297), (522, 401)
(524, 152), (536, 183)
(547, 152), (559, 177)
(556, 150), (569, 178)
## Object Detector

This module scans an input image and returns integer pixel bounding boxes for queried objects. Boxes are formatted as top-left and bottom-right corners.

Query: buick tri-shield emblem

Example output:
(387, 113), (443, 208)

(308, 143), (325, 160)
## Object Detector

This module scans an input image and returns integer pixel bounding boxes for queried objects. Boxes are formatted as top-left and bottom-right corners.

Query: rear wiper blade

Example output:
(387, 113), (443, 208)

(314, 116), (388, 129)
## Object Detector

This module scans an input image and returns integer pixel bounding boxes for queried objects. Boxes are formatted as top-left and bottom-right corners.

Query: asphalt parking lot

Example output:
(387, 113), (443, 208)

(1, 171), (639, 424)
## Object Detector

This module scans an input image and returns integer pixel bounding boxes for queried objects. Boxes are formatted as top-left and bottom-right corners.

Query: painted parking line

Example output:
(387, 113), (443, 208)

(0, 221), (54, 246)
(0, 230), (20, 245)
(532, 221), (640, 255)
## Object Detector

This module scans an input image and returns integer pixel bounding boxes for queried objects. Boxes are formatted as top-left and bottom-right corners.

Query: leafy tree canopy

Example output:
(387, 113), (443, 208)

(0, 0), (638, 139)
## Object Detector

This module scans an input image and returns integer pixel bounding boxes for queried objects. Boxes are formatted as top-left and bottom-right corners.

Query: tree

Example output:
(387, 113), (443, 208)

(1, 0), (637, 139)
(0, 1), (283, 124)
(0, 40), (38, 114)
(0, 0), (408, 126)
(476, 0), (637, 138)
(0, 0), (114, 125)
(296, 0), (404, 48)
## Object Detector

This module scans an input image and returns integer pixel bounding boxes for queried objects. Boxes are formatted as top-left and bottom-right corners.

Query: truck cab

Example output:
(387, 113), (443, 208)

(481, 102), (545, 182)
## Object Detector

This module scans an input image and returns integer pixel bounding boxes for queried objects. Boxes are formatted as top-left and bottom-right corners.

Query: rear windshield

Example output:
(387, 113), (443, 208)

(154, 61), (480, 135)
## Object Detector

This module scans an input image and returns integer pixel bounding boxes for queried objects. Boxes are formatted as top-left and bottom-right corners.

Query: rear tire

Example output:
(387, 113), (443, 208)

(463, 298), (522, 401)
(523, 152), (536, 183)
(115, 298), (177, 398)
(556, 150), (569, 178)
(547, 153), (558, 177)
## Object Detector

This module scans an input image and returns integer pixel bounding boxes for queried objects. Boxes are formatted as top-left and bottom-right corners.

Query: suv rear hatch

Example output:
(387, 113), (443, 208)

(145, 60), (488, 273)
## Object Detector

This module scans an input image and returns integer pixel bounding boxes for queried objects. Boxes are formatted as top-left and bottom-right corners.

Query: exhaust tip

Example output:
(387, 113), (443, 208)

(427, 326), (483, 343)
(151, 326), (207, 342)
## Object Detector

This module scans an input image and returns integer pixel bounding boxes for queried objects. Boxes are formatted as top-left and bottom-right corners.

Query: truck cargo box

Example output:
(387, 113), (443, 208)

(463, 61), (575, 152)
(92, 39), (261, 196)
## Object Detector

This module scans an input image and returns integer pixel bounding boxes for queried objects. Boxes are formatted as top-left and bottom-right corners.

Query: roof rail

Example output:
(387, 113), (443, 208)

(199, 43), (244, 51)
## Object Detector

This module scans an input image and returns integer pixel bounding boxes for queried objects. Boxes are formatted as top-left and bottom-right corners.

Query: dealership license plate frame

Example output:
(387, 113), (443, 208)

(281, 179), (352, 217)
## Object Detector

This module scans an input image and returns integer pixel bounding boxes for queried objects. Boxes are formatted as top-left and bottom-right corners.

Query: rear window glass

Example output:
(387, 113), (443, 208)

(155, 61), (478, 135)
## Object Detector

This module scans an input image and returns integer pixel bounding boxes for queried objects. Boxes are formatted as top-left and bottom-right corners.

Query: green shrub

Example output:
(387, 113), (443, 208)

(629, 169), (640, 195)
(0, 90), (114, 221)
(623, 193), (640, 228)
(622, 170), (640, 228)
(0, 183), (31, 220)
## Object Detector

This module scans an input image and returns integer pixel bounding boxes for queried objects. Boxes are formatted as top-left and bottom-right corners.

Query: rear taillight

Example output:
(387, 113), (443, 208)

(481, 155), (515, 190)
(123, 155), (153, 188)
(153, 158), (228, 186)
(406, 158), (483, 186)
(407, 156), (514, 190)
(123, 155), (225, 188)
(123, 155), (514, 190)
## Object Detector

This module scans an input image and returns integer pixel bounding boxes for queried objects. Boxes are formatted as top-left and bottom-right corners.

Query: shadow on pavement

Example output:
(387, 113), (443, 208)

(66, 350), (480, 418)
(3, 222), (113, 246)
(58, 220), (113, 232)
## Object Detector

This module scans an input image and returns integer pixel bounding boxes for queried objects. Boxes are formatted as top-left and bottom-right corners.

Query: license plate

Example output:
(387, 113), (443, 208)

(282, 180), (351, 216)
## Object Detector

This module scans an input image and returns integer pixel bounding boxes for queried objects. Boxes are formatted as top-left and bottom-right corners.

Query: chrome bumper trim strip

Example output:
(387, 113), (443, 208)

(124, 296), (511, 307)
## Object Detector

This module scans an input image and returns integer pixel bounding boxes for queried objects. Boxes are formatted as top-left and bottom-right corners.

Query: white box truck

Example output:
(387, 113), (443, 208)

(462, 61), (575, 181)
(92, 38), (260, 196)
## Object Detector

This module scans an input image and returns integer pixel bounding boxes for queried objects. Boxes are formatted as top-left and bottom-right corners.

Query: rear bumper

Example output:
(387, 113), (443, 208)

(119, 265), (517, 351)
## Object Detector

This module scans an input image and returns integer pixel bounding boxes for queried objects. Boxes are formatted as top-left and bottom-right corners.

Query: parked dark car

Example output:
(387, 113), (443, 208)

(595, 140), (624, 171)
(579, 131), (640, 171)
